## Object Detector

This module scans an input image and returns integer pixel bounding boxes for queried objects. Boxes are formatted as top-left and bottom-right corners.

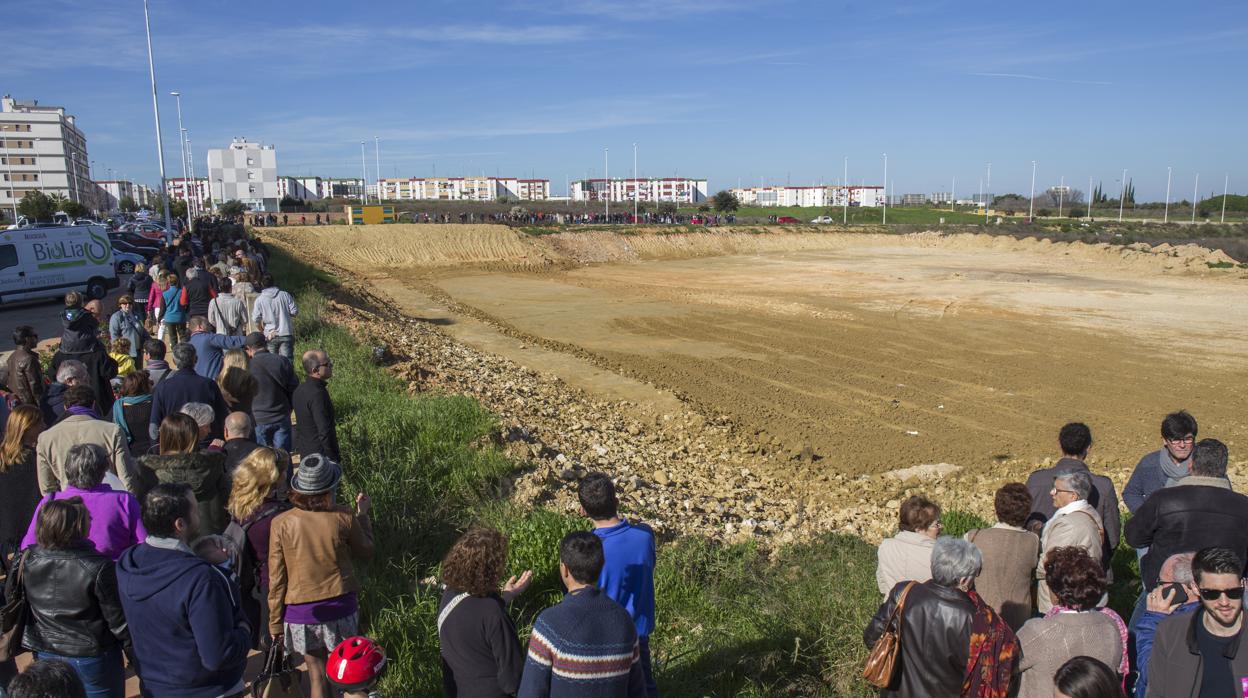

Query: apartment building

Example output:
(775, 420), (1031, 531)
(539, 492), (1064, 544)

(729, 185), (884, 207)
(570, 177), (708, 204)
(0, 95), (95, 211)
(323, 178), (365, 199)
(207, 138), (279, 212)
(277, 176), (324, 200)
(375, 176), (551, 202)
(166, 177), (210, 204)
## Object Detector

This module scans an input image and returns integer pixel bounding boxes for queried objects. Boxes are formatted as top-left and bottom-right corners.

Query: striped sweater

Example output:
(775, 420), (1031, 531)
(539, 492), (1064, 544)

(518, 586), (646, 698)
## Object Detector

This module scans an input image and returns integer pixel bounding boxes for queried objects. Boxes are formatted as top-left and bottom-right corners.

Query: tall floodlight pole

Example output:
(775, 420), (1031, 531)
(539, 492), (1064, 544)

(1027, 161), (1037, 222)
(170, 91), (188, 230)
(374, 136), (381, 202)
(604, 147), (609, 220)
(985, 162), (991, 221)
(843, 157), (848, 224)
(1057, 175), (1064, 218)
(1223, 174), (1233, 223)
(978, 178), (983, 219)
(1118, 169), (1126, 222)
(633, 143), (638, 224)
(1087, 175), (1093, 219)
(360, 141), (368, 204)
(186, 136), (198, 222)
(951, 176), (956, 213)
(1164, 166), (1172, 223)
(143, 0), (172, 236)
(1191, 173), (1199, 223)
(882, 153), (888, 224)
(67, 151), (80, 203)
(2, 140), (17, 220)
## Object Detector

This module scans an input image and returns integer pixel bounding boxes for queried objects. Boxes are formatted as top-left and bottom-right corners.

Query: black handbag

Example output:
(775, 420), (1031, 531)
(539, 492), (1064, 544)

(251, 640), (302, 697)
(0, 550), (30, 662)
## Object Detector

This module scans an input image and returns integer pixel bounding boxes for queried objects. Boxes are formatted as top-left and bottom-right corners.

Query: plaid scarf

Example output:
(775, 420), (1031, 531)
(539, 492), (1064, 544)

(962, 590), (1019, 698)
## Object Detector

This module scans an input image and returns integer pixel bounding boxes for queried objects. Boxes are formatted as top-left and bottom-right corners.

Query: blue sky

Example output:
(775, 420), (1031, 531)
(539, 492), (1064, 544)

(3, 0), (1245, 200)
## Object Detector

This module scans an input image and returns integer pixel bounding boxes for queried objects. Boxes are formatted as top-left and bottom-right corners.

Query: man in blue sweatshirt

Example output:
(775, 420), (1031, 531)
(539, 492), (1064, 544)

(116, 483), (251, 698)
(580, 473), (659, 697)
(519, 531), (646, 698)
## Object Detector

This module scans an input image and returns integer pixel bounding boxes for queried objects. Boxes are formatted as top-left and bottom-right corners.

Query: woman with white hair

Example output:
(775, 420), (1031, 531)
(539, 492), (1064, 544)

(1036, 469), (1103, 613)
(864, 536), (1018, 697)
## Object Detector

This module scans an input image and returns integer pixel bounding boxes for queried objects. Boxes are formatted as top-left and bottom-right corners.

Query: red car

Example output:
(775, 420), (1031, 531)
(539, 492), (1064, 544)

(777, 216), (802, 224)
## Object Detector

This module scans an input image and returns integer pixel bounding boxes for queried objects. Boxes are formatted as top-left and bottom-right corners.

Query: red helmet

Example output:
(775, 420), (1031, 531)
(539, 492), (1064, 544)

(326, 636), (387, 690)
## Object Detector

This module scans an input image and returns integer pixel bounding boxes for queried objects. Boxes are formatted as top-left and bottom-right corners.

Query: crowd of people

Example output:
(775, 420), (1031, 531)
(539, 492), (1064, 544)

(0, 220), (664, 698)
(868, 413), (1248, 697)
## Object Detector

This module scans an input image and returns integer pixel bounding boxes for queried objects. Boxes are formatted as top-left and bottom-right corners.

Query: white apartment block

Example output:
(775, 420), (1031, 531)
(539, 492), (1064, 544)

(166, 177), (210, 204)
(570, 178), (708, 204)
(207, 138), (279, 212)
(97, 180), (135, 211)
(323, 178), (364, 199)
(0, 95), (96, 212)
(277, 176), (323, 201)
(375, 176), (551, 202)
(730, 185), (884, 208)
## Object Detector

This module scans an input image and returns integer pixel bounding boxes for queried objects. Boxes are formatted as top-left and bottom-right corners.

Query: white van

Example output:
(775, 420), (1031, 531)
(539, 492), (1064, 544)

(0, 225), (120, 304)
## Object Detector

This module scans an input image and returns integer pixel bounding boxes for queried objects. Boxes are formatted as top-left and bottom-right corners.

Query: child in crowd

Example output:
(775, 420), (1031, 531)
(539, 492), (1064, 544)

(578, 473), (660, 697)
(109, 337), (136, 375)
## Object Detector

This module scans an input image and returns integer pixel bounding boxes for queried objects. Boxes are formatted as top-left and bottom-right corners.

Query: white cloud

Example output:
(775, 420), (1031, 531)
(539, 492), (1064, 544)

(970, 72), (1112, 86)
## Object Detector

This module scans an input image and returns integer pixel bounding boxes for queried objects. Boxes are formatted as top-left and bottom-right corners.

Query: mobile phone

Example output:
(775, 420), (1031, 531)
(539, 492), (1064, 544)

(1159, 582), (1189, 606)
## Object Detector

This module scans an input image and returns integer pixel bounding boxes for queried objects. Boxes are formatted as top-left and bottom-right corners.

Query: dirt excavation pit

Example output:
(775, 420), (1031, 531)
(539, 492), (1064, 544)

(267, 225), (1248, 542)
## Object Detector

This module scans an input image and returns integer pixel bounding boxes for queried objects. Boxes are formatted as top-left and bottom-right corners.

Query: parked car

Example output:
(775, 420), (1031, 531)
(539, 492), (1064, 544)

(109, 232), (162, 255)
(777, 216), (802, 224)
(110, 238), (155, 260)
(811, 215), (835, 224)
(113, 249), (144, 274)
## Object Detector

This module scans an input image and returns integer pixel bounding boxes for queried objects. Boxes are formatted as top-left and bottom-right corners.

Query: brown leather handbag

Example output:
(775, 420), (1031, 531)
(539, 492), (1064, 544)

(862, 581), (917, 688)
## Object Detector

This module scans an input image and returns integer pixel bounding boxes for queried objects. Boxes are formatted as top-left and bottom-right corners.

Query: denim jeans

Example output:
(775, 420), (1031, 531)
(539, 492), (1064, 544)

(268, 335), (294, 362)
(256, 417), (293, 452)
(37, 647), (125, 698)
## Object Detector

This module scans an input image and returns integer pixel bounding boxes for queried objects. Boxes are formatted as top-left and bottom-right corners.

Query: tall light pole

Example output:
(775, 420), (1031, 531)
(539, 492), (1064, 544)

(68, 151), (81, 204)
(604, 147), (609, 220)
(34, 138), (45, 194)
(143, 0), (172, 235)
(1164, 166), (1172, 223)
(1057, 175), (1064, 218)
(170, 91), (188, 229)
(633, 142), (638, 224)
(951, 176), (956, 213)
(1223, 174), (1233, 223)
(374, 136), (381, 202)
(1191, 173), (1199, 223)
(843, 156), (848, 225)
(359, 141), (368, 204)
(1118, 169), (1126, 222)
(1087, 175), (1093, 219)
(882, 153), (888, 224)
(186, 135), (198, 223)
(1027, 161), (1036, 222)
(985, 162), (991, 222)
(2, 139), (16, 220)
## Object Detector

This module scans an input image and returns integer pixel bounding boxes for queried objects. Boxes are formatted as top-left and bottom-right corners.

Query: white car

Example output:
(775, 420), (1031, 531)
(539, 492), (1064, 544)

(0, 225), (120, 303)
(811, 215), (835, 224)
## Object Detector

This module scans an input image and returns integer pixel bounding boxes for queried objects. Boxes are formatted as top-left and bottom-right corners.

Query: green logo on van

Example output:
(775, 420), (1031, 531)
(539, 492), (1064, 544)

(85, 229), (111, 265)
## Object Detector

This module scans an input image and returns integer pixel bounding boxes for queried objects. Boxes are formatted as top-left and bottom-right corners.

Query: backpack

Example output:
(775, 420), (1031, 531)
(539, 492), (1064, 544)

(224, 502), (289, 648)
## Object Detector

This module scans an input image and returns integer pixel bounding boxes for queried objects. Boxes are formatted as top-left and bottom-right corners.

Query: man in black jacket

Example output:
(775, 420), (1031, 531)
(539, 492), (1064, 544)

(292, 349), (339, 461)
(180, 267), (216, 321)
(1126, 439), (1248, 591)
(245, 332), (297, 451)
(222, 412), (260, 474)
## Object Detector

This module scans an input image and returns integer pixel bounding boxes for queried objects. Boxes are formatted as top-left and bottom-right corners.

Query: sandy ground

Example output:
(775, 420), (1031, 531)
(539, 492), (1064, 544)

(265, 224), (1248, 521)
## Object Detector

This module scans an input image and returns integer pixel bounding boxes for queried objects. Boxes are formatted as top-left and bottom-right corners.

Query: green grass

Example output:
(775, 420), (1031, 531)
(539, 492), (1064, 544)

(266, 243), (1145, 696)
(690, 205), (990, 226)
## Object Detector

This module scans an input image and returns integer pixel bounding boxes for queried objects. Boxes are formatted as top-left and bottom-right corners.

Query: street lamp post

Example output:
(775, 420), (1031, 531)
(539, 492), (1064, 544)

(170, 91), (189, 231)
(1191, 173), (1199, 223)
(1087, 175), (1093, 219)
(1057, 175), (1064, 218)
(1164, 166), (1172, 223)
(1, 139), (16, 221)
(186, 136), (198, 222)
(633, 143), (638, 224)
(374, 136), (381, 202)
(359, 141), (368, 204)
(604, 147), (609, 220)
(985, 162), (991, 222)
(1028, 161), (1036, 222)
(34, 138), (45, 194)
(143, 0), (173, 238)
(843, 157), (848, 225)
(882, 153), (888, 224)
(1222, 174), (1230, 224)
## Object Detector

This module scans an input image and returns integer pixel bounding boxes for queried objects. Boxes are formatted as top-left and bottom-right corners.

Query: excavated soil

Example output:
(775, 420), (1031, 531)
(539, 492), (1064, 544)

(265, 224), (1248, 543)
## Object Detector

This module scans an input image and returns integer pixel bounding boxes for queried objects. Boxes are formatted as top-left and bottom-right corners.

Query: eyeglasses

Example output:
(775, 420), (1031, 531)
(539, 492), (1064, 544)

(1051, 488), (1078, 496)
(1166, 436), (1196, 444)
(1199, 586), (1246, 601)
(929, 521), (943, 530)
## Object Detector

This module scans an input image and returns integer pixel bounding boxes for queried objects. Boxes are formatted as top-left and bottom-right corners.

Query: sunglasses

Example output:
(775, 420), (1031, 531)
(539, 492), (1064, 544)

(1198, 586), (1246, 601)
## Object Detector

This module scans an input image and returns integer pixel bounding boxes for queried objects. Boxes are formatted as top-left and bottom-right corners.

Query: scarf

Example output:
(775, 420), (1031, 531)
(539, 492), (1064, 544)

(66, 405), (101, 419)
(962, 590), (1018, 698)
(1159, 448), (1191, 487)
(111, 395), (152, 445)
(1042, 500), (1100, 542)
(1043, 604), (1129, 682)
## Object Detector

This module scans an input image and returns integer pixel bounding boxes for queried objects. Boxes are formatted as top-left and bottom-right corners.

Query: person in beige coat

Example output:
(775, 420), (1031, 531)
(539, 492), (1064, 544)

(965, 483), (1040, 631)
(36, 385), (140, 495)
(1036, 469), (1103, 613)
(876, 495), (941, 595)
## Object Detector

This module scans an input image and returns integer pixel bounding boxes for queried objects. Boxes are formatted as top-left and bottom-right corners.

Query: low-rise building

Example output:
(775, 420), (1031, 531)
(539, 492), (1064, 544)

(165, 177), (210, 205)
(729, 185), (884, 207)
(570, 177), (708, 204)
(323, 178), (365, 199)
(375, 176), (550, 202)
(278, 176), (323, 200)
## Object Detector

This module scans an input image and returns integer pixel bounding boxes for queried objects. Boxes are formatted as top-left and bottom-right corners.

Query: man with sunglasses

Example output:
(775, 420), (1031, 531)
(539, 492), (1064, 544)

(1135, 552), (1199, 697)
(293, 349), (340, 462)
(1146, 547), (1248, 696)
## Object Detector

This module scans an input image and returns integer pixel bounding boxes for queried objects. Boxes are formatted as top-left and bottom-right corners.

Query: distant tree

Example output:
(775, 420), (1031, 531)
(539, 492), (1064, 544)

(697, 204), (711, 213)
(218, 200), (248, 217)
(993, 194), (1029, 212)
(168, 199), (188, 220)
(711, 190), (740, 213)
(658, 202), (677, 216)
(60, 199), (90, 219)
(17, 191), (56, 222)
(118, 196), (139, 212)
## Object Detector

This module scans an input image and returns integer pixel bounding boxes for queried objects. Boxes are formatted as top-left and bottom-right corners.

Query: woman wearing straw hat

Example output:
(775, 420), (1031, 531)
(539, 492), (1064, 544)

(267, 454), (374, 698)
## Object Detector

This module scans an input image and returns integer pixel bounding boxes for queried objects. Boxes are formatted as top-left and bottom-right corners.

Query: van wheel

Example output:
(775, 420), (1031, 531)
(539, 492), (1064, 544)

(86, 277), (108, 300)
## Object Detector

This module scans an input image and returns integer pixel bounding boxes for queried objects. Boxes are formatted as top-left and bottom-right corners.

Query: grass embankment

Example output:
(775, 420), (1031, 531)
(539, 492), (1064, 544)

(268, 245), (1139, 696)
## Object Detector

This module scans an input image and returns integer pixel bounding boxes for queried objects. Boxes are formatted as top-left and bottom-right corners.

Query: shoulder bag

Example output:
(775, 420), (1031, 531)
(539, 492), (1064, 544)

(250, 641), (302, 698)
(0, 550), (30, 661)
(862, 580), (917, 688)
